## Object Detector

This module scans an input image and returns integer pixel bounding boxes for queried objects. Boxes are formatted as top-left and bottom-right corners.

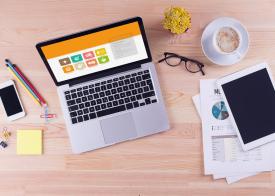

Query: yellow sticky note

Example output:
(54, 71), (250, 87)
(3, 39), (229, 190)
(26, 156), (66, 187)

(17, 130), (42, 155)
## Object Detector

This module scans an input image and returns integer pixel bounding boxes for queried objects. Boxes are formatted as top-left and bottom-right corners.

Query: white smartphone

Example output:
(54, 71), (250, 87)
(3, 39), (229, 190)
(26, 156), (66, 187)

(0, 80), (25, 121)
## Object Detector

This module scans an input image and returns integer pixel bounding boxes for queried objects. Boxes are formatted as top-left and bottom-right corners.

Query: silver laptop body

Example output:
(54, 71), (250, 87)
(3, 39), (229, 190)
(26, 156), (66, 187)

(36, 17), (170, 153)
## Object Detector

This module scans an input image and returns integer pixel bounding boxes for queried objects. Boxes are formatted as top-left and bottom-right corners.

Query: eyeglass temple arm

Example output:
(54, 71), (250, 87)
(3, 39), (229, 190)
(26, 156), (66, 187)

(164, 52), (178, 56)
(201, 68), (205, 75)
(158, 57), (167, 63)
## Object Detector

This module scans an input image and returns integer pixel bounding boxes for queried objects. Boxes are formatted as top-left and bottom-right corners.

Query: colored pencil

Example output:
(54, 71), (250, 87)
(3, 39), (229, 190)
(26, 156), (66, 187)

(5, 59), (45, 106)
(6, 66), (41, 106)
(5, 59), (47, 106)
(13, 64), (47, 106)
(5, 62), (40, 103)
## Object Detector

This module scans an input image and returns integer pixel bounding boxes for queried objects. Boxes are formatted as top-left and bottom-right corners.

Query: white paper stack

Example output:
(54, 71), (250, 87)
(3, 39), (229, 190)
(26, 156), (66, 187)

(193, 79), (274, 184)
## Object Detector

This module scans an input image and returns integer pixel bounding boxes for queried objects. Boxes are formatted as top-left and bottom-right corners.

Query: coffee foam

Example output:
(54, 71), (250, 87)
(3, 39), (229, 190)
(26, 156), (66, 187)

(216, 27), (240, 53)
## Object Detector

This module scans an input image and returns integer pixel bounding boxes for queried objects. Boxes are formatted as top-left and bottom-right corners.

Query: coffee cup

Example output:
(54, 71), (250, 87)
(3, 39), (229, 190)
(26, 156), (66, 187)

(212, 26), (242, 58)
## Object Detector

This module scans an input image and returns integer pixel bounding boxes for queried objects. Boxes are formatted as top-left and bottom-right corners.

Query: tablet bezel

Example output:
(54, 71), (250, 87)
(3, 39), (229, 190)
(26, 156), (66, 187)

(216, 62), (275, 151)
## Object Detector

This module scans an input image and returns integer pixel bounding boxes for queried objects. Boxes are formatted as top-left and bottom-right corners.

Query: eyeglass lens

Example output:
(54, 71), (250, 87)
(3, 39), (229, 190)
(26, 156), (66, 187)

(185, 61), (202, 72)
(165, 56), (181, 66)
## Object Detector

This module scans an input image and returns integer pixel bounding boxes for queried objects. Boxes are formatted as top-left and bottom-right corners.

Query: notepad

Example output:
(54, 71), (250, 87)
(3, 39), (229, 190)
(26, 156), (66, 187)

(17, 130), (42, 155)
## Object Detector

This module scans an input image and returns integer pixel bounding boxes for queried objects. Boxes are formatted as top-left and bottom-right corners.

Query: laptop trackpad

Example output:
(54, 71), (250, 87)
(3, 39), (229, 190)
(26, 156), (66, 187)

(100, 113), (137, 144)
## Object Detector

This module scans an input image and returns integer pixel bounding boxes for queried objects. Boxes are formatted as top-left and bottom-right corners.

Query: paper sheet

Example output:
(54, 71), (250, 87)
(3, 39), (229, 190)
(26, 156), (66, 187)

(193, 79), (274, 183)
(193, 94), (259, 183)
(213, 172), (258, 180)
(200, 79), (272, 175)
(226, 173), (259, 184)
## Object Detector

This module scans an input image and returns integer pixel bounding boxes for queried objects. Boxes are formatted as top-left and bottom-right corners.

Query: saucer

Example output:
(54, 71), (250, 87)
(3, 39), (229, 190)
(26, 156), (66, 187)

(201, 17), (249, 66)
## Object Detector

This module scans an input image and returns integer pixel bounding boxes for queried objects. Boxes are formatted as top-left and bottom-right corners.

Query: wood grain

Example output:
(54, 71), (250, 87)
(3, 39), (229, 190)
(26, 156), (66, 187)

(0, 0), (275, 195)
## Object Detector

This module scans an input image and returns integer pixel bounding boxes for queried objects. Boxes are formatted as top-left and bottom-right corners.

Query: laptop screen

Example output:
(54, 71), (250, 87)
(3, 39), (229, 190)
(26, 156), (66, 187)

(39, 20), (148, 83)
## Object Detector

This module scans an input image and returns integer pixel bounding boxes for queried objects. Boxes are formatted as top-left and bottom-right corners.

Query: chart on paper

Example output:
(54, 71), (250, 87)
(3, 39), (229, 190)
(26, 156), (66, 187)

(212, 101), (229, 120)
(212, 135), (262, 162)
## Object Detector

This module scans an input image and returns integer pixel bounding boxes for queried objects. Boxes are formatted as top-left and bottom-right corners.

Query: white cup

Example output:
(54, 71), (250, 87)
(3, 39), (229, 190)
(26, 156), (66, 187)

(213, 26), (242, 58)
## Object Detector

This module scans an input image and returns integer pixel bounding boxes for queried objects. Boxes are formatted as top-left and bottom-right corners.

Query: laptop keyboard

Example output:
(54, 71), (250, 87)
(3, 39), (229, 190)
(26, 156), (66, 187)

(64, 69), (157, 124)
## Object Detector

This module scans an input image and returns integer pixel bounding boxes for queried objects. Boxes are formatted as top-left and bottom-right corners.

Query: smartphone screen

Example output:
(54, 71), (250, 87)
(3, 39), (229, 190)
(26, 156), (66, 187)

(0, 85), (23, 116)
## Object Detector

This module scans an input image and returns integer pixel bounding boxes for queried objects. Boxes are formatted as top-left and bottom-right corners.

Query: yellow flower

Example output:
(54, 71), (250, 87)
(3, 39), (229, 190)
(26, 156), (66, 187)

(162, 6), (191, 34)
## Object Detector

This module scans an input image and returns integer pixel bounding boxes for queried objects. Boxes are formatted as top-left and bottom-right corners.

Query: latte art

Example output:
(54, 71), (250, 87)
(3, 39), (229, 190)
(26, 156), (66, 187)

(216, 27), (240, 53)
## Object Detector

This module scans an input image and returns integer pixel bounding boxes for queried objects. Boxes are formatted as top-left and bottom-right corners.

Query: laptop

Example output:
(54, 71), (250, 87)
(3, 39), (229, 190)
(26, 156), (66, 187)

(36, 17), (170, 153)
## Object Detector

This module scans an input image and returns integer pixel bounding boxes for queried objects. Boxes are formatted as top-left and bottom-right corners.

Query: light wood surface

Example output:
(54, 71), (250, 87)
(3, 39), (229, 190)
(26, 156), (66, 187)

(0, 0), (275, 195)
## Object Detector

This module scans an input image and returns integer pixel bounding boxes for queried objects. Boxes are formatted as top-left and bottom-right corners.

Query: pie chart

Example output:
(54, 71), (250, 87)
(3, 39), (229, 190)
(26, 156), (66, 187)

(212, 101), (229, 120)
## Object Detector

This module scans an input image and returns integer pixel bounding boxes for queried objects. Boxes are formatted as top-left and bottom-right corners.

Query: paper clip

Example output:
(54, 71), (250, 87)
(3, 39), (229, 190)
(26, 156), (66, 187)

(1, 127), (11, 142)
(0, 141), (8, 148)
(40, 113), (57, 118)
(41, 105), (56, 123)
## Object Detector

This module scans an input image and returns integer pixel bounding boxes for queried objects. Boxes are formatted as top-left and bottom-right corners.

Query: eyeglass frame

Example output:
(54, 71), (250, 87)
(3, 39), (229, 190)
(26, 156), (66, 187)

(158, 52), (205, 75)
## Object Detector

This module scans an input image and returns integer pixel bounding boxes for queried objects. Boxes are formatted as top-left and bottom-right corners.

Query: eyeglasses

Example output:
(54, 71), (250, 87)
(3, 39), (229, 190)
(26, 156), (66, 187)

(158, 52), (205, 75)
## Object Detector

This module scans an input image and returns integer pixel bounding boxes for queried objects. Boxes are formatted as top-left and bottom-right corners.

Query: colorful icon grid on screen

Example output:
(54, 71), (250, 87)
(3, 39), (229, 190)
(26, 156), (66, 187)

(59, 47), (109, 74)
(74, 62), (86, 70)
(62, 65), (74, 73)
(98, 55), (109, 64)
(95, 48), (109, 64)
(86, 59), (98, 67)
(71, 54), (83, 63)
(95, 48), (106, 56)
(59, 57), (71, 66)
(83, 51), (95, 59)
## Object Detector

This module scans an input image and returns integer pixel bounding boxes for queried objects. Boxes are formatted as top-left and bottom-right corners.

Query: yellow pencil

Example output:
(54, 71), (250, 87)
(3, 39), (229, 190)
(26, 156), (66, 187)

(7, 67), (41, 106)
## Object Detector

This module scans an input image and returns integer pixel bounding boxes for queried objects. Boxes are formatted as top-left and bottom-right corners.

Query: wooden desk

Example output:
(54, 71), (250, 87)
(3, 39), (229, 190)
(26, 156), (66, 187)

(0, 0), (274, 195)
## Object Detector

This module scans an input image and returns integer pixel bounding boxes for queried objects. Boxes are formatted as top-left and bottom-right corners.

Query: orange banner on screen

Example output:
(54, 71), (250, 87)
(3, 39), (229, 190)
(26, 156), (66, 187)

(41, 22), (141, 59)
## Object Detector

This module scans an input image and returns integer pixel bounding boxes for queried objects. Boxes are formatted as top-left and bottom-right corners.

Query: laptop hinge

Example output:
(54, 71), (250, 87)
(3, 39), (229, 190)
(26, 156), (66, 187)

(68, 64), (142, 87)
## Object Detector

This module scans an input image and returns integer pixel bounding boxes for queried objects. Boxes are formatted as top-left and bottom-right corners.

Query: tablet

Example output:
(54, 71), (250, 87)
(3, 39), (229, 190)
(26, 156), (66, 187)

(216, 62), (275, 151)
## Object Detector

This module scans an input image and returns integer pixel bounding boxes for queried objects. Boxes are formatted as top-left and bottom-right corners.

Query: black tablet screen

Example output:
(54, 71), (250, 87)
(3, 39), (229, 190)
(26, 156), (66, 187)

(221, 68), (275, 144)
